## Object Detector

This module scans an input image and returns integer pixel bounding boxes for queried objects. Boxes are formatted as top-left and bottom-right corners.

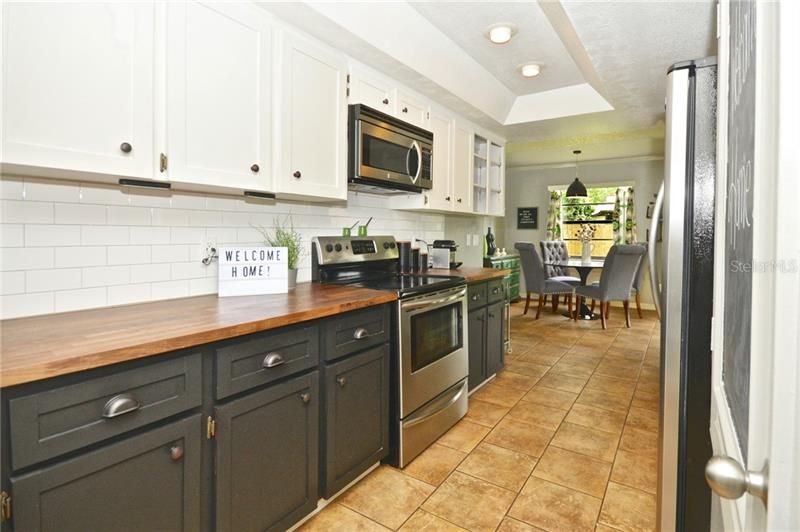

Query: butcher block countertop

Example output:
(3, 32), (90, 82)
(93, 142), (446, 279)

(0, 282), (396, 388)
(427, 267), (510, 283)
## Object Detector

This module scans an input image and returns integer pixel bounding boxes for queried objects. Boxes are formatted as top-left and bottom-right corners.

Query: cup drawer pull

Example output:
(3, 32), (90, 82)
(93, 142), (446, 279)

(102, 394), (140, 418)
(263, 353), (285, 368)
(353, 327), (370, 340)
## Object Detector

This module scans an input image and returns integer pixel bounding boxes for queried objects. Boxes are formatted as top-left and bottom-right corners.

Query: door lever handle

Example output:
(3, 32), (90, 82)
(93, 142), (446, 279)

(705, 456), (768, 506)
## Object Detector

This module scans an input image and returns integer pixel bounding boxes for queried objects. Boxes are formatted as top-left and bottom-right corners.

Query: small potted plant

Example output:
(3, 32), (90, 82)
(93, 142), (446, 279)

(254, 217), (305, 289)
(576, 223), (597, 263)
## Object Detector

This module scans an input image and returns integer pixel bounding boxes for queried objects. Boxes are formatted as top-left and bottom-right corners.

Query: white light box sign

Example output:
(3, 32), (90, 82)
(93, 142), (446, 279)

(218, 247), (288, 297)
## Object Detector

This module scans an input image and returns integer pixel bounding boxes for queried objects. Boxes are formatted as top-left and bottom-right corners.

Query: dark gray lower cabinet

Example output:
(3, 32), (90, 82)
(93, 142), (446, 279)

(10, 414), (201, 532)
(322, 344), (389, 497)
(468, 308), (486, 391)
(468, 282), (506, 391)
(214, 371), (319, 532)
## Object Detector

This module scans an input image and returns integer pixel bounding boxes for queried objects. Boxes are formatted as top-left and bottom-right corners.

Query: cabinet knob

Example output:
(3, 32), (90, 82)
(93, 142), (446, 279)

(120, 142), (132, 153)
(293, 171), (302, 179)
(170, 445), (184, 462)
(471, 294), (479, 301)
(251, 164), (260, 173)
(382, 98), (389, 105)
(300, 392), (311, 404)
(263, 352), (284, 368)
(489, 313), (496, 318)
(445, 196), (451, 201)
(457, 198), (462, 203)
(337, 376), (347, 388)
(402, 107), (408, 113)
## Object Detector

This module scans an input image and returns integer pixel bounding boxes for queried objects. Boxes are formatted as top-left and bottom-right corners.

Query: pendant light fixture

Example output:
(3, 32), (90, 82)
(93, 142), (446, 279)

(566, 149), (588, 198)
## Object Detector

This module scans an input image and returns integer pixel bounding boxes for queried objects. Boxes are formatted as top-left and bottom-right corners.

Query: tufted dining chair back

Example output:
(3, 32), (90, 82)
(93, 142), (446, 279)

(540, 241), (570, 278)
(514, 242), (546, 294)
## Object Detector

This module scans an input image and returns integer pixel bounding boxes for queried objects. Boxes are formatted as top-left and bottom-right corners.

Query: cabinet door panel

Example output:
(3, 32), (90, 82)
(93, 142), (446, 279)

(2, 2), (154, 178)
(166, 2), (272, 190)
(11, 415), (201, 532)
(452, 122), (473, 213)
(486, 301), (505, 377)
(349, 73), (395, 114)
(278, 32), (347, 200)
(468, 308), (486, 391)
(323, 345), (390, 497)
(215, 371), (319, 532)
(428, 111), (453, 210)
(396, 91), (428, 129)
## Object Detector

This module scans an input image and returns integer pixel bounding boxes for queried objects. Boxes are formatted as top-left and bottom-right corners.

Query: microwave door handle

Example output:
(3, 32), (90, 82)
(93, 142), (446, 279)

(406, 140), (421, 183)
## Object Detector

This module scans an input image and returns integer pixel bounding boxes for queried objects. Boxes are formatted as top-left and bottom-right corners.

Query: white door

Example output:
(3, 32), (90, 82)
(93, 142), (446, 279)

(348, 68), (395, 115)
(164, 2), (272, 191)
(707, 1), (800, 530)
(395, 90), (429, 129)
(451, 121), (473, 213)
(2, 2), (154, 178)
(277, 31), (347, 201)
(428, 110), (453, 211)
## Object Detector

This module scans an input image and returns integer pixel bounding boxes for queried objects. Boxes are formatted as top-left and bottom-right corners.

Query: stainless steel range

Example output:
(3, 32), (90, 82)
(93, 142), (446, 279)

(312, 235), (468, 467)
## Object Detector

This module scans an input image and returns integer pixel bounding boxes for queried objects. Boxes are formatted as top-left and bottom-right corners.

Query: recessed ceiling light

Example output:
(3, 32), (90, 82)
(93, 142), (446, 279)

(487, 24), (515, 44)
(520, 63), (542, 78)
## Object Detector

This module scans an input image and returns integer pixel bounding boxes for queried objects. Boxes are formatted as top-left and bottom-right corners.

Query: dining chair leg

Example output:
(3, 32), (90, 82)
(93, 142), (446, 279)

(600, 302), (607, 330)
(623, 300), (631, 328)
(535, 294), (545, 320)
(574, 296), (582, 321)
(523, 292), (531, 315)
(552, 295), (559, 313)
(635, 293), (643, 318)
(567, 294), (573, 319)
(590, 299), (596, 313)
(605, 303), (610, 319)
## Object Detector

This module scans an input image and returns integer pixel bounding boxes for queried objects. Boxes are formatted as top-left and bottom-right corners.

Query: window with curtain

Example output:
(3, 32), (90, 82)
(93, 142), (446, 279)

(556, 185), (635, 258)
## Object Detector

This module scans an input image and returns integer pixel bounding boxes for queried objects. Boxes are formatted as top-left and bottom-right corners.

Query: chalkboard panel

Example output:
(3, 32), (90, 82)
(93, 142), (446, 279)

(723, 0), (755, 457)
(517, 207), (538, 229)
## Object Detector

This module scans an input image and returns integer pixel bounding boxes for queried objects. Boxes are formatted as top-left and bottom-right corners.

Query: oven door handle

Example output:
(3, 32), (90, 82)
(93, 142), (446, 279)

(401, 288), (466, 313)
(403, 382), (467, 428)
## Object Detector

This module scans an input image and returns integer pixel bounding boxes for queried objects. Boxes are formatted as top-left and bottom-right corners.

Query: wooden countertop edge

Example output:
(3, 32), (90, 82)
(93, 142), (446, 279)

(0, 290), (397, 388)
(426, 267), (512, 282)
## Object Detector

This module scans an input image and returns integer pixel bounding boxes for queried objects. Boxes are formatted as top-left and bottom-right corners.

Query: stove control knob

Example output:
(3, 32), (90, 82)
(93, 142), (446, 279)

(325, 243), (334, 253)
(390, 242), (396, 249)
(334, 243), (342, 252)
(383, 241), (391, 249)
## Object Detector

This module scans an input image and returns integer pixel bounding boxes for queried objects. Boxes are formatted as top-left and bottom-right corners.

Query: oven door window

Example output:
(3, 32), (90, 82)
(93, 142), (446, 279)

(410, 302), (462, 373)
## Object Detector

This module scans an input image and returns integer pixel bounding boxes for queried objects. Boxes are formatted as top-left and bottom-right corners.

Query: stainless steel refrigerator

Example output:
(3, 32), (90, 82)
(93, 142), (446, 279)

(650, 57), (717, 531)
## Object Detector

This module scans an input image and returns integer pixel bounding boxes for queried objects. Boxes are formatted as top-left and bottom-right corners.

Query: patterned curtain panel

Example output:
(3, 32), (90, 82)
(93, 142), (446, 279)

(625, 187), (637, 243)
(546, 191), (562, 240)
(612, 188), (624, 244)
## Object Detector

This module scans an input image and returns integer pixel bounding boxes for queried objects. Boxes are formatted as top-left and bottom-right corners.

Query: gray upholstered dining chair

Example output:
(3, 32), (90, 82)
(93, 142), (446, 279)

(574, 244), (646, 329)
(515, 242), (575, 319)
(591, 242), (648, 319)
(539, 240), (580, 312)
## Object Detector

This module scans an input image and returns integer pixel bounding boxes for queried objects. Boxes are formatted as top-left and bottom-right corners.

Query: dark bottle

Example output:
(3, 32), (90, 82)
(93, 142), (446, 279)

(486, 227), (497, 257)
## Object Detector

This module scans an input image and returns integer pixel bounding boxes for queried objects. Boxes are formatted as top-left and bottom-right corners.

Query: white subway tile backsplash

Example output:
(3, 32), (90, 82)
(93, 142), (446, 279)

(55, 287), (107, 313)
(1, 200), (54, 224)
(81, 226), (130, 245)
(55, 203), (106, 224)
(82, 265), (131, 288)
(55, 246), (106, 268)
(0, 178), (446, 318)
(26, 268), (83, 293)
(107, 245), (151, 265)
(1, 271), (25, 295)
(1, 225), (24, 247)
(25, 225), (82, 246)
(1, 292), (54, 319)
(1, 248), (55, 271)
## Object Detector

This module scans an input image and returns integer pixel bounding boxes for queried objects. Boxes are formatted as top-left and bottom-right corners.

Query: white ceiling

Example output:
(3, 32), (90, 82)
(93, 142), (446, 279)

(260, 1), (716, 161)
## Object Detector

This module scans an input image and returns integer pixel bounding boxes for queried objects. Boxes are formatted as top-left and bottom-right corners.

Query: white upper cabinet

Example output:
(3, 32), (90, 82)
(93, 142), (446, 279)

(164, 2), (272, 192)
(348, 67), (396, 115)
(2, 2), (154, 178)
(395, 91), (429, 130)
(452, 121), (474, 213)
(427, 110), (453, 211)
(276, 31), (347, 201)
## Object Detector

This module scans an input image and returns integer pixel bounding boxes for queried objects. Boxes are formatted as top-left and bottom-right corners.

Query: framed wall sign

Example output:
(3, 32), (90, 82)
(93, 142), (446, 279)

(517, 207), (538, 229)
(218, 247), (288, 297)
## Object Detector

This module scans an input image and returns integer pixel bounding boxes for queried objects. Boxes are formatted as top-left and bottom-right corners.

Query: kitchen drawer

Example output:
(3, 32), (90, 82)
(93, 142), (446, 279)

(487, 278), (504, 304)
(468, 281), (488, 310)
(215, 324), (319, 399)
(9, 352), (202, 471)
(322, 305), (390, 362)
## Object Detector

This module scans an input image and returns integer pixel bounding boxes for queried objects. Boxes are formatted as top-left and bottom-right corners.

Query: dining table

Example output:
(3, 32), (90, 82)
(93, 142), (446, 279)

(544, 258), (606, 320)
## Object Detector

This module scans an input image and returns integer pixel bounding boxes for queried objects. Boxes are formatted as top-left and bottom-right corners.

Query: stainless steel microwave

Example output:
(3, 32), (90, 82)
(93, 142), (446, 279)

(348, 104), (433, 194)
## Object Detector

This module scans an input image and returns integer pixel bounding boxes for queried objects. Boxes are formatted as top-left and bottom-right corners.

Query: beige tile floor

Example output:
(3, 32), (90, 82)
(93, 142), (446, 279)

(299, 301), (661, 532)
